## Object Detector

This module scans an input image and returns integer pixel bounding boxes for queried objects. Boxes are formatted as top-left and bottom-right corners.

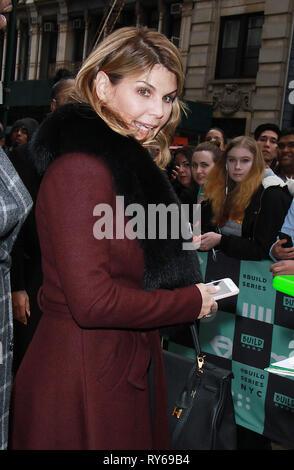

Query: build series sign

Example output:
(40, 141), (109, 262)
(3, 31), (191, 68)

(168, 251), (294, 448)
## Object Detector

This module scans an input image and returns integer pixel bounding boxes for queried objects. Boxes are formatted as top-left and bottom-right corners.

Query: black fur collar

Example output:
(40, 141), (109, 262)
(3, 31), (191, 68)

(31, 103), (202, 290)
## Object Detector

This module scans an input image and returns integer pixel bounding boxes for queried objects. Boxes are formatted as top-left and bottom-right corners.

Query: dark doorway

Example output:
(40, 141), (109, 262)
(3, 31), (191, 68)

(212, 118), (247, 139)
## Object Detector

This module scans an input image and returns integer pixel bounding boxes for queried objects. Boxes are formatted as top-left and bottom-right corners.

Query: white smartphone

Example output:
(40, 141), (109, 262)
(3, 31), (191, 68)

(205, 278), (239, 300)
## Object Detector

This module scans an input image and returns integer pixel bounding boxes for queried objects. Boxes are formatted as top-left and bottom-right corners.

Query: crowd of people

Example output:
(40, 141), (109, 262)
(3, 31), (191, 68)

(169, 127), (294, 450)
(0, 1), (293, 452)
(171, 125), (294, 270)
(200, 136), (291, 260)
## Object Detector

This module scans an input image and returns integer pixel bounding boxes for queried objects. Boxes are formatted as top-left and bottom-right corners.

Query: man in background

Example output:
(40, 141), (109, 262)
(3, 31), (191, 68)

(276, 127), (294, 181)
(254, 123), (280, 171)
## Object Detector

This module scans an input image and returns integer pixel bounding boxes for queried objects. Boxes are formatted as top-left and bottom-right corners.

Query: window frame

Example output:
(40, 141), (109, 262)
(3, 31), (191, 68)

(215, 12), (264, 80)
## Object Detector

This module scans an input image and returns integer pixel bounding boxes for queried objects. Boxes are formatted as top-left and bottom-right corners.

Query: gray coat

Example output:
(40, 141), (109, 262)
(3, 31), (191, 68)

(0, 147), (32, 449)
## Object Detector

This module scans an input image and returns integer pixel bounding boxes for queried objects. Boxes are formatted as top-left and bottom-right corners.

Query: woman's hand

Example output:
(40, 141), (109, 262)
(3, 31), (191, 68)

(12, 290), (30, 326)
(270, 260), (294, 276)
(170, 165), (179, 181)
(199, 232), (221, 251)
(271, 239), (294, 260)
(196, 283), (218, 319)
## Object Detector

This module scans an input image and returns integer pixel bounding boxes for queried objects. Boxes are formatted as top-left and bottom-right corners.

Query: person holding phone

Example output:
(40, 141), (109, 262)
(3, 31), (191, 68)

(199, 136), (293, 260)
(205, 278), (239, 300)
(270, 199), (294, 275)
(169, 145), (199, 223)
(170, 146), (195, 187)
(10, 27), (217, 450)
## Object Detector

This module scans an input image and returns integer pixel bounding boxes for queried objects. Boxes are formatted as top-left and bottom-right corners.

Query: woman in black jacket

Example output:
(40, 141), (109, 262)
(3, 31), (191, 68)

(9, 143), (42, 372)
(170, 146), (199, 223)
(199, 136), (293, 260)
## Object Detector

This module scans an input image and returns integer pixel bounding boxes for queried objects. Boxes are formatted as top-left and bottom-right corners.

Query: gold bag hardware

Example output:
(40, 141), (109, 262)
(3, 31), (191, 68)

(172, 407), (183, 419)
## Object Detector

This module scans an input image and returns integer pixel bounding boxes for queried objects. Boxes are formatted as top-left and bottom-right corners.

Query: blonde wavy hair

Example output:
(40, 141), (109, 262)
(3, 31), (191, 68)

(74, 26), (185, 169)
(204, 136), (265, 227)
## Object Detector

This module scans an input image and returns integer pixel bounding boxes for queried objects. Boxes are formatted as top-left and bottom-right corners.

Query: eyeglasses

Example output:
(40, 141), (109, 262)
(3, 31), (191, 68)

(278, 141), (294, 150)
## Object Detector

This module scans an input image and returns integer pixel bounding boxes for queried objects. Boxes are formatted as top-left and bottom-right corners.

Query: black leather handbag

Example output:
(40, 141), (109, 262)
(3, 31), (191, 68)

(163, 322), (237, 450)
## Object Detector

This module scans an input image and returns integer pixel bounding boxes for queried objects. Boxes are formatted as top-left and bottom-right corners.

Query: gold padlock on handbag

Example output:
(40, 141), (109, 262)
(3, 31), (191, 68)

(197, 354), (206, 373)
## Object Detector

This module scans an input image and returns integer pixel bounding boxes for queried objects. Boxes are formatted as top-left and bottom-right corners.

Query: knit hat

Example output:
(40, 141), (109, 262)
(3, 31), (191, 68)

(11, 117), (39, 142)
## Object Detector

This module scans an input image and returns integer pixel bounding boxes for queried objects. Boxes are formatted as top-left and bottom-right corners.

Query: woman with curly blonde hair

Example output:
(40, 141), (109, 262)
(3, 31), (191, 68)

(199, 136), (293, 260)
(73, 26), (186, 169)
(11, 26), (217, 450)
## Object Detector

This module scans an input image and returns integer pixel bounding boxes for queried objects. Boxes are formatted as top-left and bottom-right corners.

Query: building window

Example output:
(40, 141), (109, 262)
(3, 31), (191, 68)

(143, 6), (159, 30)
(215, 13), (264, 79)
(18, 23), (29, 80)
(72, 18), (84, 64)
(40, 22), (58, 79)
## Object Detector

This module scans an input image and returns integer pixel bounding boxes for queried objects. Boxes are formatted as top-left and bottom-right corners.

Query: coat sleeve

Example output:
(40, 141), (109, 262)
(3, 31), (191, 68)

(0, 148), (32, 253)
(219, 186), (292, 260)
(38, 153), (203, 329)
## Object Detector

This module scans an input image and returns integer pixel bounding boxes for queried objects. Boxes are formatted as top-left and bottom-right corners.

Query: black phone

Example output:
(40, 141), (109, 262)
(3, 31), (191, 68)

(278, 231), (293, 248)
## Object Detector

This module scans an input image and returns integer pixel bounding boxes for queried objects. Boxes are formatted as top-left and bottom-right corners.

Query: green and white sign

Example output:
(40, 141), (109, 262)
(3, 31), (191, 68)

(166, 251), (294, 447)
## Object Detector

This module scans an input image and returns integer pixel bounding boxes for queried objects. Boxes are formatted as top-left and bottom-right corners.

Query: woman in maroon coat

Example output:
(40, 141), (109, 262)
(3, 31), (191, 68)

(10, 27), (217, 450)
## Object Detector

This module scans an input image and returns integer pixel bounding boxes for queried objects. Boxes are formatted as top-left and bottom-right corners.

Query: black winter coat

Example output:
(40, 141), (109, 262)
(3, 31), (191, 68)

(9, 144), (43, 371)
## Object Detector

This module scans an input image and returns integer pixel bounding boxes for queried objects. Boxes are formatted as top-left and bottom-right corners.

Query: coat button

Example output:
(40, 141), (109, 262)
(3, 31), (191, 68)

(9, 339), (13, 351)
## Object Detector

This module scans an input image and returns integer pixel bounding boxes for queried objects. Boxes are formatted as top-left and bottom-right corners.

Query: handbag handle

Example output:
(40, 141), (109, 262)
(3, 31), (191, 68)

(189, 322), (206, 373)
(189, 322), (201, 355)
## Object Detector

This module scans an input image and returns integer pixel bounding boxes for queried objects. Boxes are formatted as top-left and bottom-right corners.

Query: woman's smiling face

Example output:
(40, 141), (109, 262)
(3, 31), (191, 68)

(95, 64), (177, 142)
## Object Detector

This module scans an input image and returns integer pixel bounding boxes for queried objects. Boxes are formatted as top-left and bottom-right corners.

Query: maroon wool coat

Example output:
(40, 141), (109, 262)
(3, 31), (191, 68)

(10, 153), (202, 450)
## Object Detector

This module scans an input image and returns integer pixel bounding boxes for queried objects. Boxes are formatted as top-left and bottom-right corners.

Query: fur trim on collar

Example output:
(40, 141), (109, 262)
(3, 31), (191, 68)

(262, 173), (294, 196)
(31, 103), (202, 289)
(262, 174), (286, 189)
